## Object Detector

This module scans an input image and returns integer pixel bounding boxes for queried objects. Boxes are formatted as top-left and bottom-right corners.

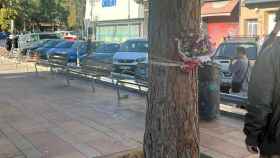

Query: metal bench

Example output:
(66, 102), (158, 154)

(114, 63), (148, 100)
(66, 57), (113, 92)
(48, 53), (69, 74)
(34, 54), (50, 76)
(220, 93), (248, 105)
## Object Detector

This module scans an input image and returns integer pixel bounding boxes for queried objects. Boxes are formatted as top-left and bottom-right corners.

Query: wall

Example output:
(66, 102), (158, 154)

(85, 0), (144, 21)
(240, 0), (280, 36)
(208, 22), (239, 48)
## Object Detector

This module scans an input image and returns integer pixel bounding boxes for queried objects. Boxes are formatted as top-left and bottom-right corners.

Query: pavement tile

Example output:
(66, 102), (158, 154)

(25, 131), (80, 157)
(42, 111), (73, 124)
(201, 131), (251, 158)
(10, 121), (49, 134)
(60, 121), (95, 135)
(70, 143), (101, 158)
(86, 137), (131, 155)
(0, 138), (22, 157)
(52, 151), (87, 158)
(21, 147), (42, 158)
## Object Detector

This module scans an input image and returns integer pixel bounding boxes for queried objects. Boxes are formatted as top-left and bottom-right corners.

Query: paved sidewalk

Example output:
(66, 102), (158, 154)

(0, 62), (257, 158)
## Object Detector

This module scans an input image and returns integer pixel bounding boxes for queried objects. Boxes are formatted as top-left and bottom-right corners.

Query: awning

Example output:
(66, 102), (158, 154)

(201, 0), (239, 17)
(245, 0), (280, 5)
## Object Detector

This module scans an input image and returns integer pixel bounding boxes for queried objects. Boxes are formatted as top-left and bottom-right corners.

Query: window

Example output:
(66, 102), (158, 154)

(102, 0), (116, 7)
(120, 40), (148, 52)
(215, 43), (257, 60)
(247, 20), (258, 37)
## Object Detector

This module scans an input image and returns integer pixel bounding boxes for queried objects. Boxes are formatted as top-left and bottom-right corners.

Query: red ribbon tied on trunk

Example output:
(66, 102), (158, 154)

(181, 59), (200, 73)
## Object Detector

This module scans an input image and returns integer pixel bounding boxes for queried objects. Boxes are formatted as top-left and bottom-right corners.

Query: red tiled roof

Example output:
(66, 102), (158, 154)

(201, 0), (239, 17)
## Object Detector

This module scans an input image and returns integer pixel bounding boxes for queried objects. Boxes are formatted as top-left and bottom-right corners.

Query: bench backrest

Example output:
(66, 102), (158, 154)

(48, 53), (68, 69)
(80, 57), (112, 78)
(135, 63), (148, 86)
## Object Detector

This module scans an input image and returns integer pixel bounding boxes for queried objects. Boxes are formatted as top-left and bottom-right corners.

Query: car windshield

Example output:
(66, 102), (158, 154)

(31, 40), (47, 47)
(96, 44), (120, 53)
(71, 42), (83, 48)
(119, 40), (148, 52)
(215, 43), (257, 60)
(55, 41), (74, 48)
(43, 40), (62, 48)
(39, 34), (60, 39)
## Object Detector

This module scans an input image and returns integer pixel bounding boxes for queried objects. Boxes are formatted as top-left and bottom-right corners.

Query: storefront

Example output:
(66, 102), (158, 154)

(202, 0), (240, 48)
(96, 19), (143, 42)
(85, 0), (145, 43)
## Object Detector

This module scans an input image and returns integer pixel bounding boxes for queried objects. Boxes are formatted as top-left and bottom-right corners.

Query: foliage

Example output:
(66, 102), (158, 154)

(67, 1), (77, 29)
(0, 0), (19, 31)
(72, 0), (86, 29)
(0, 0), (70, 31)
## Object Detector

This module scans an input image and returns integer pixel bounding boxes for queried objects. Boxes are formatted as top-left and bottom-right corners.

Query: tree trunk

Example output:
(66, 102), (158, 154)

(144, 1), (201, 158)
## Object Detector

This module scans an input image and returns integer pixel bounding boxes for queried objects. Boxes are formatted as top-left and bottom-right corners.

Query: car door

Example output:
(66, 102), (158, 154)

(96, 44), (120, 63)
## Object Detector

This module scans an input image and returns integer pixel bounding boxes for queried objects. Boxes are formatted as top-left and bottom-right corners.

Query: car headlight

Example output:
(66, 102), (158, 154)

(136, 57), (146, 63)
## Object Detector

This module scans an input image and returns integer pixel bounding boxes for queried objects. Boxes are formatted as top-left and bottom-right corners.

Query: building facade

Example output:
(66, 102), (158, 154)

(85, 0), (145, 42)
(202, 0), (240, 48)
(240, 0), (280, 37)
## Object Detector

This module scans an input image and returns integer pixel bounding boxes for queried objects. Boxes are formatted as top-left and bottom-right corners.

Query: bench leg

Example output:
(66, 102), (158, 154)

(116, 80), (121, 101)
(65, 73), (70, 86)
(35, 64), (39, 76)
(50, 67), (55, 79)
(90, 79), (95, 93)
(137, 83), (142, 92)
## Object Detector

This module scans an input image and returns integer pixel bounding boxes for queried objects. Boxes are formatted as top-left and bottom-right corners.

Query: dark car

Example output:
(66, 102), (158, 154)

(50, 41), (105, 63)
(112, 39), (149, 77)
(84, 43), (120, 64)
(46, 40), (75, 55)
(21, 39), (50, 55)
(0, 32), (9, 40)
(35, 39), (64, 59)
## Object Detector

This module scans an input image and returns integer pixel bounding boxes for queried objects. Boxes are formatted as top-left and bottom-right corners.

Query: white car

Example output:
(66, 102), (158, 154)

(213, 40), (258, 93)
(112, 39), (148, 78)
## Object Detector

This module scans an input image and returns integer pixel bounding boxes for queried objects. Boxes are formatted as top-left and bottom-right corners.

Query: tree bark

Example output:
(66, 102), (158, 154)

(144, 0), (201, 158)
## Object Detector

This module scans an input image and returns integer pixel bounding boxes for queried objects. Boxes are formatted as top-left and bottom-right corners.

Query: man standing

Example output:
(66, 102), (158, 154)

(244, 10), (280, 158)
(229, 47), (249, 94)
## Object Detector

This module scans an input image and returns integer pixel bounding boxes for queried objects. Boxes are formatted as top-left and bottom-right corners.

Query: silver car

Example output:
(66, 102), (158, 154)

(213, 41), (258, 92)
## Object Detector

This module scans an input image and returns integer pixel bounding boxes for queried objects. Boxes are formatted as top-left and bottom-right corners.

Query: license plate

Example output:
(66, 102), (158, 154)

(119, 66), (131, 70)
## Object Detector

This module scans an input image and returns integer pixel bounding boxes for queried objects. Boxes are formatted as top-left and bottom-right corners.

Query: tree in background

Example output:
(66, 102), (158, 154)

(66, 0), (77, 29)
(73, 0), (86, 30)
(0, 0), (19, 31)
(1, 0), (69, 32)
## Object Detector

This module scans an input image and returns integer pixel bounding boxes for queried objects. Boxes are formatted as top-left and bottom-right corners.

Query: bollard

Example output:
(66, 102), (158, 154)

(198, 63), (220, 121)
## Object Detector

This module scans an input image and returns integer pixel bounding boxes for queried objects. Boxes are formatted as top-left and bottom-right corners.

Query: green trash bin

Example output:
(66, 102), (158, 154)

(198, 63), (220, 121)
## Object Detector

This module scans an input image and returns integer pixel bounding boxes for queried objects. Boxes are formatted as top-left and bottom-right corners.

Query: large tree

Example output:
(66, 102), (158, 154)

(144, 0), (201, 158)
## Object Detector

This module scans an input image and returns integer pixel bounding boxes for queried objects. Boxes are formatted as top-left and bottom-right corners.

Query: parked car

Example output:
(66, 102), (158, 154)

(35, 39), (64, 59)
(18, 32), (61, 49)
(21, 39), (50, 55)
(0, 32), (9, 40)
(84, 43), (120, 64)
(112, 39), (148, 78)
(46, 40), (75, 55)
(213, 37), (258, 92)
(51, 41), (105, 63)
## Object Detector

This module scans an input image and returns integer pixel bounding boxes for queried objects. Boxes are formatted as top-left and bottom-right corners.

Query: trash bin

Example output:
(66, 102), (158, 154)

(198, 63), (220, 121)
